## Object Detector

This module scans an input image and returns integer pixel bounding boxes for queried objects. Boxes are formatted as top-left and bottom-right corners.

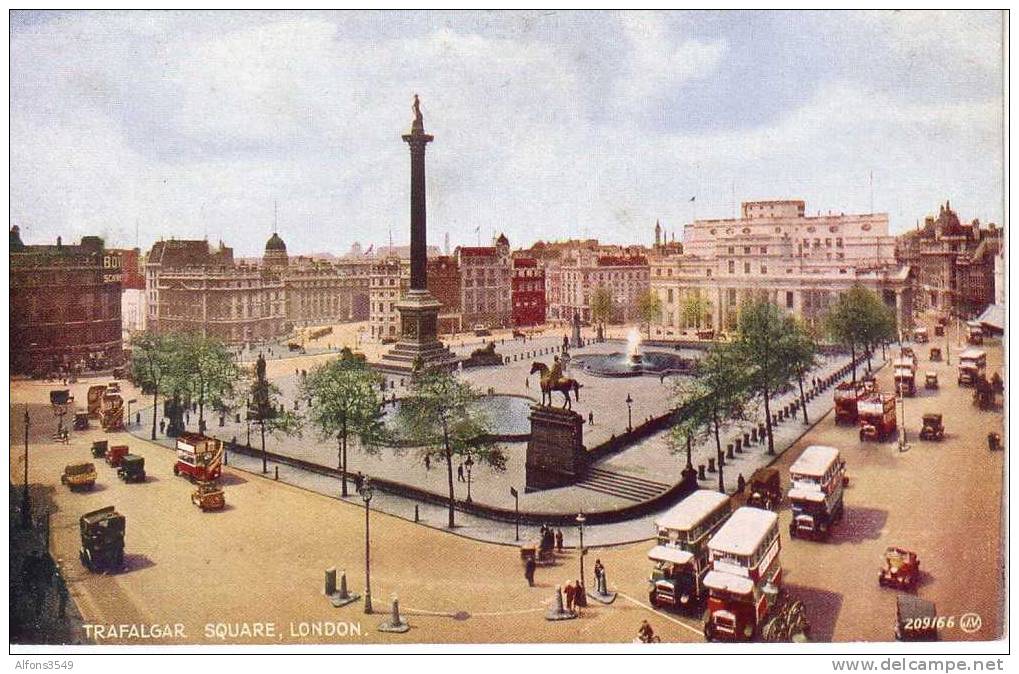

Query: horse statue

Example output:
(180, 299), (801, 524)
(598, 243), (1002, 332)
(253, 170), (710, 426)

(530, 361), (581, 410)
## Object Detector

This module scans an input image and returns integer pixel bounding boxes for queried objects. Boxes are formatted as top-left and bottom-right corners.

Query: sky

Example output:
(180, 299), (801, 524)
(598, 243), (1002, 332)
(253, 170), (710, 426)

(9, 10), (1006, 257)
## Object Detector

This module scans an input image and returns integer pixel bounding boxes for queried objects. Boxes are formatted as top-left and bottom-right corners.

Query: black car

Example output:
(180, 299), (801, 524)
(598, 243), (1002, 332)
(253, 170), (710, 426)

(117, 454), (146, 483)
(79, 506), (125, 572)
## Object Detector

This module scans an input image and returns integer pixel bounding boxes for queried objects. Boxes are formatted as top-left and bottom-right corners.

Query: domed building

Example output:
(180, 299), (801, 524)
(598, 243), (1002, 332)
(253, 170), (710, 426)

(263, 232), (289, 269)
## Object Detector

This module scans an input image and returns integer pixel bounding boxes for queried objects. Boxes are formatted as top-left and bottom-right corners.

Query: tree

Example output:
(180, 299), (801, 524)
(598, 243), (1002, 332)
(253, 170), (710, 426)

(590, 286), (614, 329)
(860, 298), (898, 372)
(732, 299), (798, 455)
(180, 333), (241, 431)
(249, 353), (301, 474)
(635, 290), (663, 337)
(669, 343), (751, 492)
(681, 293), (713, 331)
(301, 353), (387, 497)
(825, 285), (891, 383)
(395, 370), (506, 528)
(780, 318), (820, 425)
(131, 332), (181, 441)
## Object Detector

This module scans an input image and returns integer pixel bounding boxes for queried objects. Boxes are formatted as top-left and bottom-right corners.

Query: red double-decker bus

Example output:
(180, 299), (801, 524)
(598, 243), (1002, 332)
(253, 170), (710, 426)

(173, 433), (223, 483)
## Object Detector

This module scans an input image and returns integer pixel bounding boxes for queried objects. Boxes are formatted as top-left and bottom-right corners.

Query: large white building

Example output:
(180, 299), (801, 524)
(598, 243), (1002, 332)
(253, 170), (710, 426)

(650, 200), (913, 336)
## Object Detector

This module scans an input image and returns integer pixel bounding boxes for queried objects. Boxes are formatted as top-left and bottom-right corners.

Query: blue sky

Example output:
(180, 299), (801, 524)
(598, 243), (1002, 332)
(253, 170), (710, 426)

(9, 10), (1004, 256)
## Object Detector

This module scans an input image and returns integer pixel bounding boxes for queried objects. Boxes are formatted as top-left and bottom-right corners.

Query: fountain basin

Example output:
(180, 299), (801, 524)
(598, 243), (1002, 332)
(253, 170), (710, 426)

(381, 393), (535, 444)
(572, 351), (696, 378)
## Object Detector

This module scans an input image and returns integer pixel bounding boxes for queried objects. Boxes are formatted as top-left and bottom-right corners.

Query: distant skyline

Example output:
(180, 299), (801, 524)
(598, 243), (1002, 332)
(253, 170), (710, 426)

(11, 10), (1005, 256)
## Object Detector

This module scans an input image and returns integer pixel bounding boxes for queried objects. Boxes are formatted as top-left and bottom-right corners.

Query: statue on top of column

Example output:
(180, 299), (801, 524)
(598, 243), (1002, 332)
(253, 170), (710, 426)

(411, 94), (424, 132)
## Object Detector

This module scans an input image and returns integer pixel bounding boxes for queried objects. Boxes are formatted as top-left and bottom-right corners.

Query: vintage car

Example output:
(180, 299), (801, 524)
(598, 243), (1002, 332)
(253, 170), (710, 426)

(913, 327), (929, 343)
(879, 547), (919, 591)
(933, 324), (945, 337)
(895, 595), (938, 642)
(73, 412), (90, 431)
(105, 444), (129, 467)
(696, 329), (715, 340)
(79, 506), (125, 572)
(744, 467), (782, 511)
(924, 372), (939, 390)
(929, 347), (942, 362)
(893, 359), (916, 397)
(966, 321), (984, 345)
(918, 414), (944, 441)
(191, 481), (226, 511)
(91, 439), (109, 459)
(117, 454), (146, 483)
(61, 462), (97, 491)
(512, 329), (526, 339)
(958, 349), (987, 386)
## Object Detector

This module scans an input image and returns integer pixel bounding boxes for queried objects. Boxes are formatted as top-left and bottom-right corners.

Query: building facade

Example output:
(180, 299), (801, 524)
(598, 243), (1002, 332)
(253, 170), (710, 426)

(895, 202), (1003, 319)
(559, 252), (650, 324)
(427, 255), (462, 335)
(456, 233), (512, 329)
(10, 227), (123, 375)
(114, 247), (147, 335)
(282, 255), (372, 327)
(368, 255), (410, 341)
(649, 200), (912, 337)
(145, 238), (286, 344)
(511, 256), (546, 327)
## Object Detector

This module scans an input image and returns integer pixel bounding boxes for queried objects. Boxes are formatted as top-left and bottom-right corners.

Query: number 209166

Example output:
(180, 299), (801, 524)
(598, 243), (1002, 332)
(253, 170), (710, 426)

(904, 615), (978, 631)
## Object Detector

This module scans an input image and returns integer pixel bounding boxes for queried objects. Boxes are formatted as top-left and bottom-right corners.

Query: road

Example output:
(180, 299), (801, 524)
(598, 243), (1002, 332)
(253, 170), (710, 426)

(8, 339), (1003, 645)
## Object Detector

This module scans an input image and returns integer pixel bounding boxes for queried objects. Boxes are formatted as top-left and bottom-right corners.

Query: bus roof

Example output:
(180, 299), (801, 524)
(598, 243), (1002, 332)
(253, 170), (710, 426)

(647, 545), (693, 565)
(708, 507), (777, 557)
(788, 487), (826, 503)
(790, 445), (840, 478)
(655, 490), (730, 532)
(960, 349), (986, 360)
(703, 570), (754, 595)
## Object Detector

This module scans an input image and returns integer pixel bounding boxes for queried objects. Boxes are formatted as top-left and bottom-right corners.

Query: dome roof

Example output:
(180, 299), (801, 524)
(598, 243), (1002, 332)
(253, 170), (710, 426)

(265, 232), (287, 252)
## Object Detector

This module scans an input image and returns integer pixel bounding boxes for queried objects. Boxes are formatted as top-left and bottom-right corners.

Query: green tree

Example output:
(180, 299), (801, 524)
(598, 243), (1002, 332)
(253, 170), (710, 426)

(669, 343), (751, 492)
(396, 370), (506, 528)
(860, 298), (898, 372)
(780, 318), (820, 425)
(249, 353), (302, 474)
(681, 293), (713, 331)
(590, 286), (614, 329)
(180, 333), (241, 430)
(301, 354), (387, 497)
(635, 290), (663, 337)
(733, 299), (798, 455)
(825, 285), (891, 383)
(130, 332), (179, 440)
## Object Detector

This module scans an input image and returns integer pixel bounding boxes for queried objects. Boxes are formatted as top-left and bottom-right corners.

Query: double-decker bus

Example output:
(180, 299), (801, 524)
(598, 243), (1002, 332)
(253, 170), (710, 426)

(173, 432), (224, 482)
(703, 507), (787, 641)
(647, 490), (733, 612)
(788, 445), (846, 540)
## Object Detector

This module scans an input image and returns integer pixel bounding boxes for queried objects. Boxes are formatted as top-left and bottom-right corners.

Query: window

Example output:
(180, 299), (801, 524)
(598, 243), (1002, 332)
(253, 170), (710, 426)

(728, 246), (735, 255)
(728, 288), (736, 303)
(760, 246), (768, 254)
(761, 265), (768, 274)
(786, 291), (794, 308)
(728, 260), (735, 274)
(667, 289), (674, 303)
(836, 238), (843, 248)
(825, 238), (832, 247)
(742, 227), (751, 234)
(744, 246), (751, 254)
(706, 268), (712, 277)
(744, 262), (751, 274)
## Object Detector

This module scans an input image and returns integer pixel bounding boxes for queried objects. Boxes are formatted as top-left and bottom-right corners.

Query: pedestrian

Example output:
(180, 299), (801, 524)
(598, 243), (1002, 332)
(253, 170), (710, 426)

(159, 419), (165, 434)
(525, 377), (529, 389)
(737, 473), (747, 494)
(555, 528), (564, 552)
(424, 455), (431, 471)
(594, 558), (605, 586)
(354, 472), (364, 493)
(457, 464), (465, 482)
(563, 581), (575, 612)
(135, 412), (141, 426)
(588, 411), (594, 426)
(185, 412), (190, 426)
(524, 556), (536, 587)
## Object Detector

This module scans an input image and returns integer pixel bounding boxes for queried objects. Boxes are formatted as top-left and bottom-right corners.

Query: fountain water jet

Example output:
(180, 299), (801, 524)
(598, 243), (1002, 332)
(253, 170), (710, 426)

(626, 327), (643, 367)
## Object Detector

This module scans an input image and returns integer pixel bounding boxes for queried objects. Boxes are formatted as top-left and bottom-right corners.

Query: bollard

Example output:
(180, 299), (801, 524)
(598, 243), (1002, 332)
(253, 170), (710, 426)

(338, 570), (350, 599)
(708, 457), (716, 473)
(698, 464), (706, 480)
(546, 585), (577, 621)
(414, 505), (419, 522)
(274, 466), (279, 481)
(378, 595), (411, 632)
(235, 413), (241, 423)
(735, 438), (743, 453)
(324, 567), (337, 596)
(727, 443), (735, 459)
(329, 569), (359, 607)
(750, 428), (758, 442)
(744, 431), (751, 446)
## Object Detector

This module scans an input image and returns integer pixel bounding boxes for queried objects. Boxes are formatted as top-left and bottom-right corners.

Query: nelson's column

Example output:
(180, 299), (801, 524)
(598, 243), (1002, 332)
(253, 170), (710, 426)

(378, 95), (459, 373)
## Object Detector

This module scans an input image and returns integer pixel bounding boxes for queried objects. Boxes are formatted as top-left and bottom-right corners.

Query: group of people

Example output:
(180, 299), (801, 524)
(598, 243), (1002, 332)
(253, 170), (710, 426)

(539, 524), (564, 553)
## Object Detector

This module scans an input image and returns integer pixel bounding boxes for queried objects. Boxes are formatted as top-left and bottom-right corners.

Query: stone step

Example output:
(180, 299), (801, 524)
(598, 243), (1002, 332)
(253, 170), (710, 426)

(572, 481), (649, 503)
(578, 474), (663, 499)
(573, 469), (669, 502)
(586, 467), (671, 490)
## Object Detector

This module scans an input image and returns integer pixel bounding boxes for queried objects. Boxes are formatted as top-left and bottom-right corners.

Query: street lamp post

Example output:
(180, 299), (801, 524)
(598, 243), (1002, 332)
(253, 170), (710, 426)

(576, 511), (587, 602)
(465, 454), (474, 503)
(22, 409), (31, 529)
(897, 392), (909, 453)
(361, 477), (374, 614)
(510, 487), (520, 541)
(625, 393), (633, 433)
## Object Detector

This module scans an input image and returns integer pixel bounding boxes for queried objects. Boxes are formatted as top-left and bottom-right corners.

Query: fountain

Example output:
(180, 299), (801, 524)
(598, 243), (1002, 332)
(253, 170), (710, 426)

(626, 327), (643, 368)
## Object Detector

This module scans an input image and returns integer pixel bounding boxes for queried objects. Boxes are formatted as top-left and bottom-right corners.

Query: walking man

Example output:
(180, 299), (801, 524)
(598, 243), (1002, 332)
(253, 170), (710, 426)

(457, 464), (465, 482)
(524, 556), (536, 587)
(588, 411), (594, 426)
(555, 528), (564, 552)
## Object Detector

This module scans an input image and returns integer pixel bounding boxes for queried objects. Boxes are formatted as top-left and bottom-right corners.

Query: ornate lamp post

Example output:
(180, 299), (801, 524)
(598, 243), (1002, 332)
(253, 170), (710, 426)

(245, 396), (251, 447)
(510, 486), (520, 541)
(576, 511), (587, 595)
(897, 391), (909, 453)
(361, 477), (374, 614)
(625, 393), (633, 433)
(464, 454), (474, 503)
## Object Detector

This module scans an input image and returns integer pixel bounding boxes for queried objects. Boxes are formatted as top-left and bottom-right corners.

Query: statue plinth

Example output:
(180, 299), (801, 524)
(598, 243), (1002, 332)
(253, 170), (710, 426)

(525, 405), (585, 491)
(378, 291), (459, 374)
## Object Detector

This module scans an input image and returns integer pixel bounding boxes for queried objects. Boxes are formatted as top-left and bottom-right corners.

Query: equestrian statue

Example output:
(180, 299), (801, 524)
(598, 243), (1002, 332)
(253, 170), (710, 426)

(530, 356), (582, 410)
